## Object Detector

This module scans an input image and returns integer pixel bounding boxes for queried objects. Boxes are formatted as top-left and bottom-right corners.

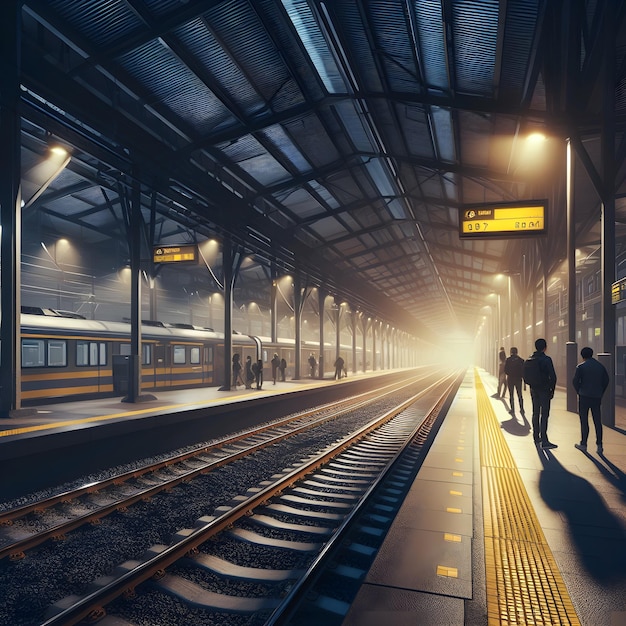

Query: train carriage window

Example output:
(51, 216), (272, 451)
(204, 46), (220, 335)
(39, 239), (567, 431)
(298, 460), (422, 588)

(77, 341), (107, 366)
(48, 340), (67, 367)
(22, 339), (45, 367)
(173, 345), (186, 364)
(190, 346), (200, 365)
(120, 343), (131, 356)
(142, 343), (152, 365)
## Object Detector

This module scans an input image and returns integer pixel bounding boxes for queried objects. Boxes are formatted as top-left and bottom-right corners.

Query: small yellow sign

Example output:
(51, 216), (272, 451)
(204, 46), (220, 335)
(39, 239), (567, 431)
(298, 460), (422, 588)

(153, 244), (197, 263)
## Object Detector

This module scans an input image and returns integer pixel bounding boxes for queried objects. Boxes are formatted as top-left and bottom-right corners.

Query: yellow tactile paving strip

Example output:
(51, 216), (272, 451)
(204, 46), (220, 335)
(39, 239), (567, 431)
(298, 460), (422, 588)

(475, 371), (581, 626)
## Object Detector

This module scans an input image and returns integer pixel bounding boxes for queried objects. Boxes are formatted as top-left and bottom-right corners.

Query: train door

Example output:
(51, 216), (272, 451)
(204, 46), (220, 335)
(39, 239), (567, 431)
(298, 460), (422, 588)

(141, 341), (157, 390)
(154, 342), (170, 387)
(204, 344), (214, 384)
(214, 342), (226, 387)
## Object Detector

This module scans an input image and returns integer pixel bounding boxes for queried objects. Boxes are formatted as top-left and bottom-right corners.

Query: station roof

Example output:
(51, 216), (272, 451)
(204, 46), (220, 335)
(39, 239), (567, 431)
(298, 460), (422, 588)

(13, 0), (626, 340)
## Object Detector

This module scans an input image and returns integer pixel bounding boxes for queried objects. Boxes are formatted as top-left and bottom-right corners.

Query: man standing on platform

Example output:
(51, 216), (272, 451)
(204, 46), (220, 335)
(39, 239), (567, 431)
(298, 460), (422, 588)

(523, 338), (557, 449)
(572, 347), (609, 454)
(505, 347), (525, 416)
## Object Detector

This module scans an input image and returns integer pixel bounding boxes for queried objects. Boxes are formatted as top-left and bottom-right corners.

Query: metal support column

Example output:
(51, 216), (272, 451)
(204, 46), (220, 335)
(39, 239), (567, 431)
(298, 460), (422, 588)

(334, 301), (340, 364)
(220, 238), (234, 391)
(600, 1), (616, 426)
(372, 322), (377, 371)
(351, 311), (357, 374)
(293, 274), (302, 380)
(122, 170), (147, 402)
(318, 288), (325, 378)
(566, 138), (578, 412)
(270, 263), (278, 344)
(0, 1), (23, 417)
(361, 316), (368, 372)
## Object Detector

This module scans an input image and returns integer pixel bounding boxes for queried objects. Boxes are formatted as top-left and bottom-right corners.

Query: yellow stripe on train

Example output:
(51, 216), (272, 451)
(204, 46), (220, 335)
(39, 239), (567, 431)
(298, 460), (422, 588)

(22, 384), (115, 399)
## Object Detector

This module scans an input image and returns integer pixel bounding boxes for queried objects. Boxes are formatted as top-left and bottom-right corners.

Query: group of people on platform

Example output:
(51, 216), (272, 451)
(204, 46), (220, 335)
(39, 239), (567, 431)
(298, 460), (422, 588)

(235, 353), (349, 388)
(494, 339), (608, 454)
(308, 354), (347, 380)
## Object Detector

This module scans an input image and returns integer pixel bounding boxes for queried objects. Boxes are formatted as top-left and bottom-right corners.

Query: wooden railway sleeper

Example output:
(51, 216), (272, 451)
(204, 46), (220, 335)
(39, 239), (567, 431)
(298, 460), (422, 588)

(84, 607), (106, 623)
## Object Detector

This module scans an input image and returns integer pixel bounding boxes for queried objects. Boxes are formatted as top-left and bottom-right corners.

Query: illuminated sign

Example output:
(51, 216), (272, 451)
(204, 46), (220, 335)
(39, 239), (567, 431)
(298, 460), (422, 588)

(612, 277), (626, 304)
(153, 244), (197, 263)
(459, 202), (547, 239)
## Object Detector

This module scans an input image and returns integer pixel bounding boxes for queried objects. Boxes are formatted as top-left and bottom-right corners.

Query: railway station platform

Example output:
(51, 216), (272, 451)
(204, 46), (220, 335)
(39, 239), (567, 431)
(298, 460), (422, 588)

(1, 367), (625, 625)
(343, 368), (626, 626)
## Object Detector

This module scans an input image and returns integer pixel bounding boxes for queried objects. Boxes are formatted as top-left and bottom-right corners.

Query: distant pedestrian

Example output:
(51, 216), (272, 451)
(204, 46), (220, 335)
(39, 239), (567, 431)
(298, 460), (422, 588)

(232, 353), (244, 389)
(244, 355), (254, 389)
(252, 358), (263, 389)
(271, 353), (280, 384)
(333, 355), (345, 380)
(572, 347), (609, 454)
(523, 338), (557, 449)
(308, 354), (317, 378)
(505, 347), (525, 416)
(495, 346), (507, 397)
(279, 357), (287, 381)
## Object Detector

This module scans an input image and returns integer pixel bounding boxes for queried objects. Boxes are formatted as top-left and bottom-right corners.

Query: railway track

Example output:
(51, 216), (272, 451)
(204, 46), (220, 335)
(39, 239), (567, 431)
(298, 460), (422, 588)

(0, 373), (430, 562)
(0, 370), (461, 625)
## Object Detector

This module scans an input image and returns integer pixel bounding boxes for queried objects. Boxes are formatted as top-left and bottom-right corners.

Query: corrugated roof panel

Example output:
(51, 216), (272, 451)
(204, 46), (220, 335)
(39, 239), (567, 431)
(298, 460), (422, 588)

(331, 2), (383, 92)
(283, 115), (341, 168)
(42, 195), (93, 217)
(367, 1), (421, 92)
(174, 18), (264, 116)
(499, 0), (541, 98)
(116, 39), (235, 134)
(309, 216), (349, 239)
(334, 100), (375, 152)
(413, 0), (449, 93)
(47, 0), (143, 48)
(278, 187), (323, 218)
(431, 106), (455, 161)
(219, 135), (290, 186)
(204, 1), (307, 111)
(453, 0), (499, 95)
(308, 181), (340, 209)
(260, 125), (311, 174)
(281, 0), (347, 94)
(401, 104), (436, 159)
(142, 0), (188, 19)
(459, 110), (492, 167)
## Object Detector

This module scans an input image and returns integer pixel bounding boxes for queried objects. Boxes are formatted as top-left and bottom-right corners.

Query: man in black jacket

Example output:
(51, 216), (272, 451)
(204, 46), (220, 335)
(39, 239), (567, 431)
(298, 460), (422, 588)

(572, 347), (609, 454)
(523, 338), (557, 449)
(505, 347), (525, 416)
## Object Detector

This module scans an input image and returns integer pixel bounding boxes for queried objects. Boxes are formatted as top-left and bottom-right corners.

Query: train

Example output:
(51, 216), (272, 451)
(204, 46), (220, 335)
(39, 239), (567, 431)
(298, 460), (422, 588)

(18, 307), (366, 404)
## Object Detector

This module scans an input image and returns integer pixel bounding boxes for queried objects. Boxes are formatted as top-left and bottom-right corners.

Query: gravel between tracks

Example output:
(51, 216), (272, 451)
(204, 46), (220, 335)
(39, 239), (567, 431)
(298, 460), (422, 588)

(0, 392), (415, 625)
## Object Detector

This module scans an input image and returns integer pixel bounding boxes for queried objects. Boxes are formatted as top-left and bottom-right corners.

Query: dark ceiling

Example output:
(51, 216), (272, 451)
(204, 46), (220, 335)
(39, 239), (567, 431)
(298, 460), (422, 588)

(11, 0), (626, 340)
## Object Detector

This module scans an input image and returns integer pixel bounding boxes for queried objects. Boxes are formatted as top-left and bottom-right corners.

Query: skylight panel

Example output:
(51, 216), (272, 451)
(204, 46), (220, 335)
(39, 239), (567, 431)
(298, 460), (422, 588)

(363, 158), (408, 220)
(364, 157), (395, 197)
(282, 0), (347, 93)
(335, 101), (373, 152)
(431, 106), (455, 162)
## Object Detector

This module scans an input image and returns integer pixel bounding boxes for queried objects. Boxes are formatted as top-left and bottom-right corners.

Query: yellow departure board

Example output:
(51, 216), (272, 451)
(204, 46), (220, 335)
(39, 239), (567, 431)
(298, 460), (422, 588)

(459, 202), (547, 239)
(612, 277), (626, 304)
(153, 244), (197, 263)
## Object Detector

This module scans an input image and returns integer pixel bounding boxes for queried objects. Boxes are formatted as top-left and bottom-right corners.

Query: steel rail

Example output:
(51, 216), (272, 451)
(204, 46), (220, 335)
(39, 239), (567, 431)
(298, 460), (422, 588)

(40, 372), (458, 626)
(0, 372), (431, 562)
